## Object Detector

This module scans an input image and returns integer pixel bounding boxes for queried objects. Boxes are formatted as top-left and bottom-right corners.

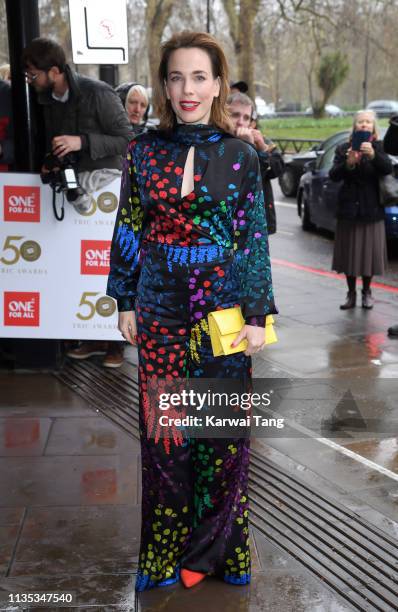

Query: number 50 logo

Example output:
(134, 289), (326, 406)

(77, 192), (118, 217)
(1, 236), (41, 265)
(77, 292), (116, 320)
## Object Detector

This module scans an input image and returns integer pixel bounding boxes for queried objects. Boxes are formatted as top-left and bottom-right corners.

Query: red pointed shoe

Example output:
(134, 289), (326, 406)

(180, 568), (206, 588)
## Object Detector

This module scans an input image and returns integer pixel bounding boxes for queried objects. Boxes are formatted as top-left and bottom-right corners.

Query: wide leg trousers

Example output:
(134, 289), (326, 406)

(134, 242), (252, 592)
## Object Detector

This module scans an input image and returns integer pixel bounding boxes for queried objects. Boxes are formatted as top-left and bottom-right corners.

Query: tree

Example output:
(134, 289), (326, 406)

(145, 0), (177, 87)
(313, 51), (349, 117)
(221, 0), (261, 98)
(39, 0), (72, 57)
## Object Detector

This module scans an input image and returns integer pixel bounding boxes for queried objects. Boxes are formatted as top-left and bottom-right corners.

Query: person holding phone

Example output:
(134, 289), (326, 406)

(329, 110), (392, 310)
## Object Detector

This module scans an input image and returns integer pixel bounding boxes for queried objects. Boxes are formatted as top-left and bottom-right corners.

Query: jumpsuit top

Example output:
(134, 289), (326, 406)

(106, 123), (277, 323)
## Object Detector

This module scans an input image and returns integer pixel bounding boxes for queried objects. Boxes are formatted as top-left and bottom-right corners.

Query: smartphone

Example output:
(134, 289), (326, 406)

(351, 130), (372, 151)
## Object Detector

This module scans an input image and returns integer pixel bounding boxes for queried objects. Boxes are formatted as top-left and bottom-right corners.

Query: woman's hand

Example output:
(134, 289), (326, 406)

(118, 311), (137, 345)
(346, 148), (360, 167)
(360, 141), (375, 159)
(252, 129), (269, 152)
(231, 324), (265, 356)
(235, 127), (255, 145)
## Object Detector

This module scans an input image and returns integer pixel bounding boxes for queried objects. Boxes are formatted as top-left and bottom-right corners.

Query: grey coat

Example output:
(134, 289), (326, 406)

(38, 65), (132, 171)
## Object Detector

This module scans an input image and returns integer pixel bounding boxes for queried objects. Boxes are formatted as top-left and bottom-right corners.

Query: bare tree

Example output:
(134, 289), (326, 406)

(2, 0), (398, 110)
(39, 0), (72, 58)
(0, 0), (9, 65)
(145, 0), (177, 87)
(221, 0), (261, 98)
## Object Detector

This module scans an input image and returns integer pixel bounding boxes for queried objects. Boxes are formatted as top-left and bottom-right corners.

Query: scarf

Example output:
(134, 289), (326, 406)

(158, 123), (232, 147)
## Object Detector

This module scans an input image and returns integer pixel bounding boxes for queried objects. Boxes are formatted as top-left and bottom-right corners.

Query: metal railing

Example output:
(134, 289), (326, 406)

(270, 138), (323, 155)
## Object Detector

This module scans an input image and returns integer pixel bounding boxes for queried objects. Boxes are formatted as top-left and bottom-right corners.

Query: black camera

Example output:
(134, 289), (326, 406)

(40, 152), (85, 202)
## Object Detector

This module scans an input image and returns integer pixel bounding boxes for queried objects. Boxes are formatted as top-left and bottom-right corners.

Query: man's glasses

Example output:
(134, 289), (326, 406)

(23, 70), (42, 82)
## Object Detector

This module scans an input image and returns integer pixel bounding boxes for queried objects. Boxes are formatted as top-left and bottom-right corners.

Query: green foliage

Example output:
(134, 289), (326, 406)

(313, 52), (350, 118)
(259, 116), (388, 145)
(318, 52), (350, 97)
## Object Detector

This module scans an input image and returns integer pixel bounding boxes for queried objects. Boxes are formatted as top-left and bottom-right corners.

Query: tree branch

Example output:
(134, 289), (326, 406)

(221, 0), (240, 46)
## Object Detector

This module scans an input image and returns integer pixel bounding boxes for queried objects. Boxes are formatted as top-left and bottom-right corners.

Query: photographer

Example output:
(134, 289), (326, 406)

(227, 92), (284, 234)
(22, 38), (132, 368)
(22, 38), (132, 213)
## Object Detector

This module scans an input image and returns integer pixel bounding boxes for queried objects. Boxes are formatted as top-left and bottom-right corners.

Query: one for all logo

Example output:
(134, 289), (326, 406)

(4, 292), (40, 326)
(4, 186), (41, 222)
(81, 240), (111, 275)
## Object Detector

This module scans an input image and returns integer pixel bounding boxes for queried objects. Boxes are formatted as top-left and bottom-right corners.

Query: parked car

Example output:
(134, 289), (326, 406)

(278, 131), (348, 197)
(366, 100), (398, 117)
(296, 128), (398, 240)
(276, 102), (302, 112)
(324, 104), (345, 117)
(255, 96), (275, 117)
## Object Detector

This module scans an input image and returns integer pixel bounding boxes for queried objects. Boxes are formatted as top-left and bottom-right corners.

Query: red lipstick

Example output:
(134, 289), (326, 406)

(179, 101), (200, 111)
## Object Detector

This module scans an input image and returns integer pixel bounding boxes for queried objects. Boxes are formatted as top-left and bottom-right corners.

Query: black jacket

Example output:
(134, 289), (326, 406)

(0, 79), (14, 170)
(37, 65), (132, 171)
(383, 115), (398, 155)
(329, 140), (392, 222)
(258, 144), (284, 234)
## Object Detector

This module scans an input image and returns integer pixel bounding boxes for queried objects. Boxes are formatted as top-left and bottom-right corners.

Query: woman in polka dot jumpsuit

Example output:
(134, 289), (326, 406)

(107, 31), (277, 592)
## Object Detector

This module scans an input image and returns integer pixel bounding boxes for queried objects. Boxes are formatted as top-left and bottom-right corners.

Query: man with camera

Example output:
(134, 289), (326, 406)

(22, 38), (132, 368)
(22, 38), (132, 213)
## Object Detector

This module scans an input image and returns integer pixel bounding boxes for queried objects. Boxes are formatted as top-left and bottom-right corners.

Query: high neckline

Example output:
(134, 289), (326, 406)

(162, 123), (229, 146)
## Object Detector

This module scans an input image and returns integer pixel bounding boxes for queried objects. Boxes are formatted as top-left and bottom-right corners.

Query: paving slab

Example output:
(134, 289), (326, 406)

(0, 419), (52, 457)
(44, 417), (140, 457)
(9, 505), (141, 577)
(0, 373), (92, 418)
(1, 454), (139, 508)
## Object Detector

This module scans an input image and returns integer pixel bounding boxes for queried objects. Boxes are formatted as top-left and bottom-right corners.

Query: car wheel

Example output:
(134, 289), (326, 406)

(301, 196), (315, 231)
(279, 167), (298, 197)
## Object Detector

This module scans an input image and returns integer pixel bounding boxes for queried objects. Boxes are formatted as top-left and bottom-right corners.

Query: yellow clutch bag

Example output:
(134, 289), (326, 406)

(207, 307), (277, 357)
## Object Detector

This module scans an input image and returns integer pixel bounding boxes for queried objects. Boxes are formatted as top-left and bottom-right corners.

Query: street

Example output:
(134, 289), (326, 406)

(249, 180), (398, 552)
(271, 182), (398, 286)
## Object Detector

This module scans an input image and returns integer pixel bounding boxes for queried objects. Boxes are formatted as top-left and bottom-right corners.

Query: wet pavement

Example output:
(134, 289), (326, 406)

(0, 371), (363, 612)
(1, 192), (398, 610)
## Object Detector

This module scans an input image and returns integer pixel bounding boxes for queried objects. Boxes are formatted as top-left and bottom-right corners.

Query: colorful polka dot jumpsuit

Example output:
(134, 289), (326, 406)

(107, 124), (277, 591)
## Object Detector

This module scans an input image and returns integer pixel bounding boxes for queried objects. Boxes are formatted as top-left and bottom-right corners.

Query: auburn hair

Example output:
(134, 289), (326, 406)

(154, 31), (232, 132)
